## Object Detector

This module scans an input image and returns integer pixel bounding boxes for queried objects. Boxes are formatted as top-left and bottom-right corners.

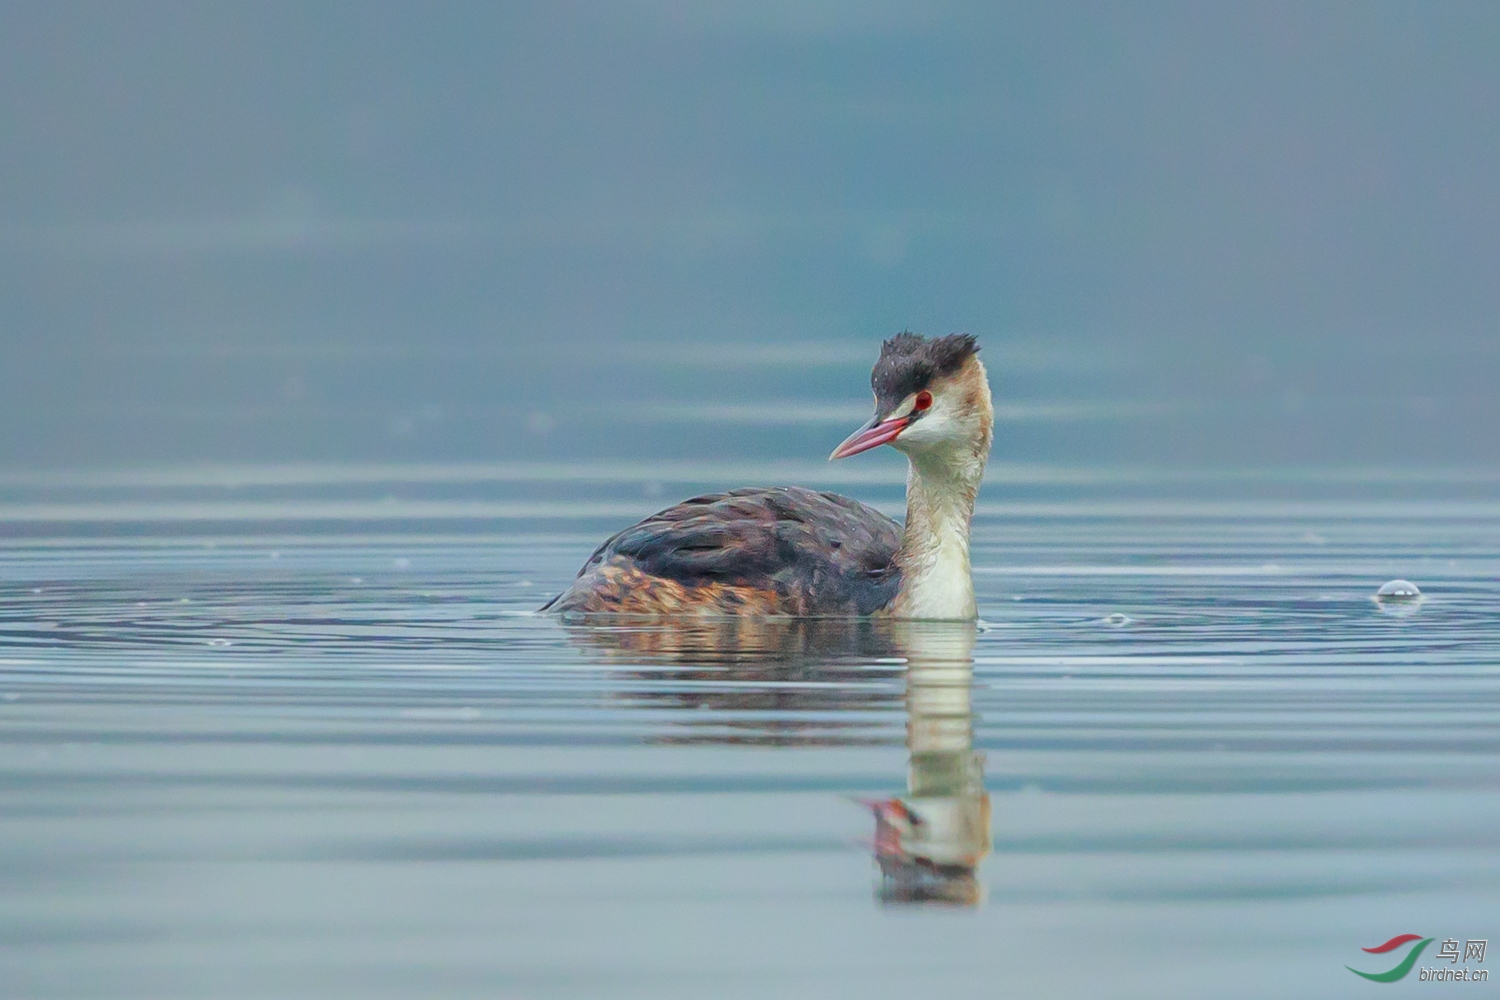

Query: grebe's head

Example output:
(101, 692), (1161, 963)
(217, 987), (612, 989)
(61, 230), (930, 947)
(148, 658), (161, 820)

(830, 332), (993, 462)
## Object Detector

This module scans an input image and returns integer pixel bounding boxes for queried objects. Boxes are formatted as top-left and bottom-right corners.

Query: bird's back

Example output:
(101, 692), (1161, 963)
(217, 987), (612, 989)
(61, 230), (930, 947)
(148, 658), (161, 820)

(542, 486), (903, 616)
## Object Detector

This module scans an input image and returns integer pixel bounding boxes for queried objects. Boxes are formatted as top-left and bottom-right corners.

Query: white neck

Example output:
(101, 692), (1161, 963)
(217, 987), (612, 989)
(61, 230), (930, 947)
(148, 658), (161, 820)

(890, 445), (986, 620)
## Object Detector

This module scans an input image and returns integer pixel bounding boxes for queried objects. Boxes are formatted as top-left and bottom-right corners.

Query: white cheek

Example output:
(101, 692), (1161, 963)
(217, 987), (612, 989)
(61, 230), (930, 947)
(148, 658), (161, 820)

(895, 406), (961, 449)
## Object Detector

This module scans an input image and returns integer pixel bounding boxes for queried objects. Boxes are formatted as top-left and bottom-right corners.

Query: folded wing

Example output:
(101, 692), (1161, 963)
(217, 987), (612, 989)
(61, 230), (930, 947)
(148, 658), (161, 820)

(543, 486), (902, 616)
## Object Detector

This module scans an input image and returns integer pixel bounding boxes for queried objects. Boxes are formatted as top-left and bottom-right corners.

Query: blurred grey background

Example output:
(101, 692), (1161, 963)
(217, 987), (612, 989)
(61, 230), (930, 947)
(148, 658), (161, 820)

(2, 1), (1496, 472)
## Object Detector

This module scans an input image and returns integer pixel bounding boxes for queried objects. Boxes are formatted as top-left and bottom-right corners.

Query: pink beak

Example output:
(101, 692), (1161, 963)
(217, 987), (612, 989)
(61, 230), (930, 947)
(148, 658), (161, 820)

(829, 413), (910, 460)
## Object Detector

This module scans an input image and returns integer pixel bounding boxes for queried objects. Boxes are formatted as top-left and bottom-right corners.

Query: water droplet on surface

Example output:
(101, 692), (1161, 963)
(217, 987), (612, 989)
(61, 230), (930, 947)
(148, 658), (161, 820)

(1102, 613), (1133, 627)
(1376, 579), (1421, 599)
(1374, 579), (1425, 616)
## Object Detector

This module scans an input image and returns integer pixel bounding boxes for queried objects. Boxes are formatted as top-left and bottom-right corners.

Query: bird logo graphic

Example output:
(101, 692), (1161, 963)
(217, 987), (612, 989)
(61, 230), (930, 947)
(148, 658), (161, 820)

(1347, 934), (1433, 982)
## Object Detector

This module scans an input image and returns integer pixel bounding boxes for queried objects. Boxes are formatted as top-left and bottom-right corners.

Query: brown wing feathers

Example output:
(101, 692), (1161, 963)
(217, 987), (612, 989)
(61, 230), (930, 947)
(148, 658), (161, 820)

(544, 487), (902, 616)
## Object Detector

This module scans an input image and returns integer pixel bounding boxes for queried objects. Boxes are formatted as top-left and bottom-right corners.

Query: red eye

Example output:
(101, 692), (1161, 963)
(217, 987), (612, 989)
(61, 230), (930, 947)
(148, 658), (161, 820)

(913, 390), (933, 412)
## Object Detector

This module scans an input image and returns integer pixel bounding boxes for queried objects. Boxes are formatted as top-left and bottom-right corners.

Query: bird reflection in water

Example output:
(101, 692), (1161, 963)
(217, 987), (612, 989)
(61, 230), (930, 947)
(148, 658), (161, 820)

(559, 617), (990, 905)
(559, 616), (905, 746)
(868, 624), (989, 906)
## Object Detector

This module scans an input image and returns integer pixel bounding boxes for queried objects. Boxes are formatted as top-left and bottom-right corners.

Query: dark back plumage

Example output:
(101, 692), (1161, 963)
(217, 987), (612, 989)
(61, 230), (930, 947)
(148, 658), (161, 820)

(543, 486), (902, 616)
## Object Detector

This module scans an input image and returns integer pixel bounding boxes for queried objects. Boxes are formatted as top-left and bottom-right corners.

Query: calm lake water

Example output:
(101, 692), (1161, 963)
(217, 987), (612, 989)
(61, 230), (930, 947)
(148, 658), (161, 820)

(2, 461), (1498, 998)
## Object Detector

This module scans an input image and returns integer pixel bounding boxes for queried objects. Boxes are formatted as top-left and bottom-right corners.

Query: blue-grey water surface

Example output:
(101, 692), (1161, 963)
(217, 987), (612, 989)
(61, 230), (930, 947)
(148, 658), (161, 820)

(2, 462), (1498, 999)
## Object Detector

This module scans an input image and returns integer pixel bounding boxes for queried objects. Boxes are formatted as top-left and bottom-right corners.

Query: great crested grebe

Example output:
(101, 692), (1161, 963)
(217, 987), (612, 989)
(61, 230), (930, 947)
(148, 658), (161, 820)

(542, 332), (993, 620)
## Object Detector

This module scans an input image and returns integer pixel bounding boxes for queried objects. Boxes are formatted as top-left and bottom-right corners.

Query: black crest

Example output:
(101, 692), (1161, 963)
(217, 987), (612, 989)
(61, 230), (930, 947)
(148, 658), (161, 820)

(871, 332), (979, 414)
